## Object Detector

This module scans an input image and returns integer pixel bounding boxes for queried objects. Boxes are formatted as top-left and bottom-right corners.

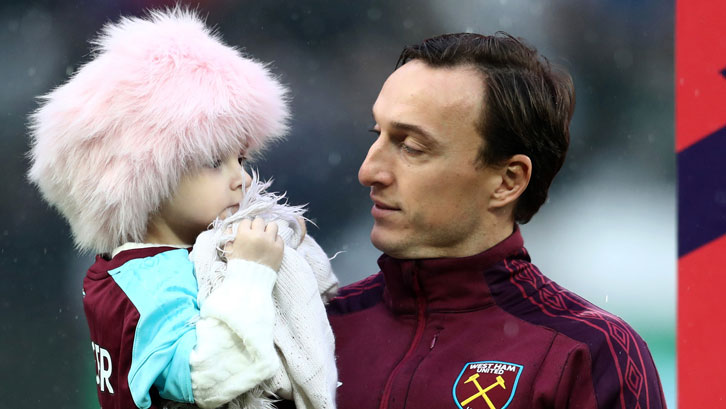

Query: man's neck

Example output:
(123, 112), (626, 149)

(384, 220), (516, 260)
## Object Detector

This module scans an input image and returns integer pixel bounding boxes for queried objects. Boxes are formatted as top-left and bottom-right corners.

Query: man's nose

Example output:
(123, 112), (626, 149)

(358, 137), (393, 187)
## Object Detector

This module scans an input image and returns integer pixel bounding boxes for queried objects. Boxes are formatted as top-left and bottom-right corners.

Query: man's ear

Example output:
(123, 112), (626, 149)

(490, 154), (532, 209)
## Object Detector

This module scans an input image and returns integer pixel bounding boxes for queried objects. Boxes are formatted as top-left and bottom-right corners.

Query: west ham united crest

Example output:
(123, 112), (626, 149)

(452, 361), (523, 409)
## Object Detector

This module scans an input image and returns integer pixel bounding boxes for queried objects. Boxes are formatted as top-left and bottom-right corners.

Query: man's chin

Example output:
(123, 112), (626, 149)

(370, 230), (411, 259)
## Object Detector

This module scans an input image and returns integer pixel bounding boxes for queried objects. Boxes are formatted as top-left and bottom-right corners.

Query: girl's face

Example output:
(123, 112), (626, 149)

(150, 153), (251, 245)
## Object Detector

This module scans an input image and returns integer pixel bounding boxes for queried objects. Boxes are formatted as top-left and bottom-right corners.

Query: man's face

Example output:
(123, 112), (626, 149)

(359, 60), (503, 259)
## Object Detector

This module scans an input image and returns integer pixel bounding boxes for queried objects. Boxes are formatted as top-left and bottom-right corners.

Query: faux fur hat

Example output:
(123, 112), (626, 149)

(27, 8), (290, 254)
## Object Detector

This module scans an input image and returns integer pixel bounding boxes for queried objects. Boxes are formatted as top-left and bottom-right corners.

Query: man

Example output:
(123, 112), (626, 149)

(327, 33), (666, 409)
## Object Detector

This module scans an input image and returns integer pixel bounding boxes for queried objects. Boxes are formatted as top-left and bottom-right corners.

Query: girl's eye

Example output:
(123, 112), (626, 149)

(238, 155), (248, 165)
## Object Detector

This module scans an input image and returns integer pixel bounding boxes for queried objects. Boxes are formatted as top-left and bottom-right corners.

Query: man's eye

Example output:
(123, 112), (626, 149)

(401, 144), (423, 155)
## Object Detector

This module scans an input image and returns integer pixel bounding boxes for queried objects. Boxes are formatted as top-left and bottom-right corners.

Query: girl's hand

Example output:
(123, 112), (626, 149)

(225, 217), (284, 271)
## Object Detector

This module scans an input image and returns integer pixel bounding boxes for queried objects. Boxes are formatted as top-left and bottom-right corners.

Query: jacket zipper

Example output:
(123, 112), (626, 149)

(430, 331), (439, 350)
(379, 270), (427, 409)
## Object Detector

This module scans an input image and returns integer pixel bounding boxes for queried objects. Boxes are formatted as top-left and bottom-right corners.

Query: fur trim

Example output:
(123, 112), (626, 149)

(196, 171), (306, 305)
(27, 7), (290, 254)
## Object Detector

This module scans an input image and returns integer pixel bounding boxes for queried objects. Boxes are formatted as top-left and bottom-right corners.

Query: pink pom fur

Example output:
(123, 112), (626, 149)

(27, 7), (290, 254)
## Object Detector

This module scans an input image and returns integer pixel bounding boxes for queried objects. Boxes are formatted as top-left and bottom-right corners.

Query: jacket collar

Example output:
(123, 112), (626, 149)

(87, 246), (187, 279)
(379, 227), (526, 315)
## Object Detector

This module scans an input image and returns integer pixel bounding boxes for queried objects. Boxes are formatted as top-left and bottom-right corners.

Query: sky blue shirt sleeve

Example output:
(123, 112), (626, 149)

(110, 249), (198, 408)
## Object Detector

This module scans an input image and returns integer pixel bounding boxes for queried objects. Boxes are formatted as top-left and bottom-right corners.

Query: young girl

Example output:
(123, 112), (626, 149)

(27, 8), (336, 409)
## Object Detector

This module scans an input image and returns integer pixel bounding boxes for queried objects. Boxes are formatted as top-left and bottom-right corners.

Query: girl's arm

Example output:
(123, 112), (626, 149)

(190, 217), (284, 409)
(191, 259), (280, 409)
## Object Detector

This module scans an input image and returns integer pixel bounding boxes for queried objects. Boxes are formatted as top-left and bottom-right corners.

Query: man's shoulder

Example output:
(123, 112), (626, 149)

(533, 287), (652, 365)
(493, 256), (648, 350)
(492, 258), (665, 407)
(539, 291), (665, 408)
(326, 272), (385, 315)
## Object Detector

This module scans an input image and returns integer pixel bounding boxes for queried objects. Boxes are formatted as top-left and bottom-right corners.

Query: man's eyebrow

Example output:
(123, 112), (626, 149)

(371, 111), (439, 147)
(390, 121), (439, 146)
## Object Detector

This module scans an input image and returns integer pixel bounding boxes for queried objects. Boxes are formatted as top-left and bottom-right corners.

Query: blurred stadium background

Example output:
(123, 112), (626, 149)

(0, 0), (675, 407)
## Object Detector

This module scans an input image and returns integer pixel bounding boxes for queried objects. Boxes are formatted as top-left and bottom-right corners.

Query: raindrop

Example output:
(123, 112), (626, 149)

(8, 20), (19, 32)
(28, 67), (37, 77)
(498, 16), (513, 29)
(613, 48), (633, 70)
(585, 30), (599, 44)
(504, 320), (519, 337)
(367, 8), (382, 21)
(403, 19), (414, 29)
(328, 152), (341, 166)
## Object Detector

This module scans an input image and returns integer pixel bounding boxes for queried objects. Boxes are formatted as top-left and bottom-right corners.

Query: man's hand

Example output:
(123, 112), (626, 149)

(225, 216), (284, 271)
(297, 216), (307, 246)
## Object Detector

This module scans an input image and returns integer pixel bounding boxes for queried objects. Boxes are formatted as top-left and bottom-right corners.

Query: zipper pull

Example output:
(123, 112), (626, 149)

(430, 332), (440, 350)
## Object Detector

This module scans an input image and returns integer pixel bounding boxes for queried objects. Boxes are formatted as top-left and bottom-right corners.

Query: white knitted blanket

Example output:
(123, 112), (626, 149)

(165, 175), (338, 409)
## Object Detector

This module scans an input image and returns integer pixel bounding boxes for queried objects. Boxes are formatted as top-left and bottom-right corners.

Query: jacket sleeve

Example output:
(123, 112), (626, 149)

(108, 251), (199, 408)
(554, 345), (599, 409)
(190, 259), (280, 409)
(552, 335), (668, 409)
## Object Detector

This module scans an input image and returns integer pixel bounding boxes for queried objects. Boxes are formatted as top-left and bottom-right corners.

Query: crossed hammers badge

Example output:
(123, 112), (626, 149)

(460, 374), (506, 408)
(453, 361), (523, 409)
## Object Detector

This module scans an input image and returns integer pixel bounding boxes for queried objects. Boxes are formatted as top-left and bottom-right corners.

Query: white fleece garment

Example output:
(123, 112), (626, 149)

(168, 176), (338, 409)
(189, 259), (281, 408)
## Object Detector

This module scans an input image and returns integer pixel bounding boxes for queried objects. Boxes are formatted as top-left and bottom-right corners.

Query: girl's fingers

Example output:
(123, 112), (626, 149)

(265, 221), (278, 236)
(250, 216), (266, 231)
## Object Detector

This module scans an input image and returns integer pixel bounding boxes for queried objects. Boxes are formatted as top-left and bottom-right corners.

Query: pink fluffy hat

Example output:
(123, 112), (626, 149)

(27, 8), (290, 254)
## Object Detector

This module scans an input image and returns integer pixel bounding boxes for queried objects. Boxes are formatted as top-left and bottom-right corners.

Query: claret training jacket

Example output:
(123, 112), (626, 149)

(327, 228), (667, 409)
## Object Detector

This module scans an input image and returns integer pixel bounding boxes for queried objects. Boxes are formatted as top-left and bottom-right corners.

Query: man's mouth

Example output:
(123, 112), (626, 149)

(371, 194), (399, 210)
(374, 202), (398, 210)
(370, 196), (400, 217)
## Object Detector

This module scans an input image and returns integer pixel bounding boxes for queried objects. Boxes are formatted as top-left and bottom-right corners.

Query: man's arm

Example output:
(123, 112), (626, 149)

(550, 336), (667, 409)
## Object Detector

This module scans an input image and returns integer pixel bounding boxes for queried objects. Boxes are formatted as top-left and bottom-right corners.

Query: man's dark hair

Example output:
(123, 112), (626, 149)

(397, 32), (575, 223)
